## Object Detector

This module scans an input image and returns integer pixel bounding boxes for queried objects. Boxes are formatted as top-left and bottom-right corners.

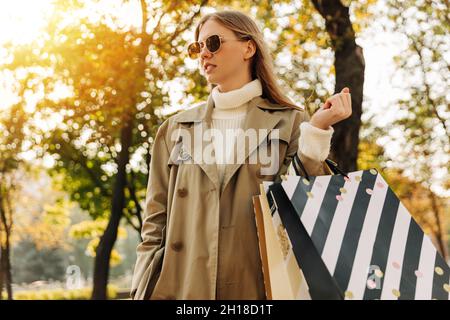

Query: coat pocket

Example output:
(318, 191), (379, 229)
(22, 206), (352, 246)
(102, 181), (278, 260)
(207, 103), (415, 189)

(133, 225), (166, 300)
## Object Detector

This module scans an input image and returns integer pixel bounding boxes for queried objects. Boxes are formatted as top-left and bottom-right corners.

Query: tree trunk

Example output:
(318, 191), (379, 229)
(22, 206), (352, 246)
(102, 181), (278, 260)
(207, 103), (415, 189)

(0, 193), (13, 300)
(0, 245), (4, 300)
(311, 0), (365, 172)
(91, 116), (133, 300)
(2, 242), (12, 300)
(0, 190), (4, 299)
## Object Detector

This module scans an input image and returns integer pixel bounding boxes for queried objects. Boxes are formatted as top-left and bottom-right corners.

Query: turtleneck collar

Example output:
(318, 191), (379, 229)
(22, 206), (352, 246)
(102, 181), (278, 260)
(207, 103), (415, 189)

(211, 78), (263, 110)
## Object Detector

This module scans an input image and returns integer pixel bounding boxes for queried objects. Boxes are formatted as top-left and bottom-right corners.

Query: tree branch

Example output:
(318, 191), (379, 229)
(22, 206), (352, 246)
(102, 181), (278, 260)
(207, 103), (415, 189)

(167, 0), (209, 44)
(410, 39), (449, 141)
(123, 211), (140, 234)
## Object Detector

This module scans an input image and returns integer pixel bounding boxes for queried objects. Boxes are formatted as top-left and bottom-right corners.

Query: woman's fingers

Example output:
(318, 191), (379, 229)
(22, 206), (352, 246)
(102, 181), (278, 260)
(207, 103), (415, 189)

(312, 87), (352, 128)
(321, 87), (351, 112)
(325, 92), (352, 119)
(322, 100), (332, 109)
(344, 92), (351, 110)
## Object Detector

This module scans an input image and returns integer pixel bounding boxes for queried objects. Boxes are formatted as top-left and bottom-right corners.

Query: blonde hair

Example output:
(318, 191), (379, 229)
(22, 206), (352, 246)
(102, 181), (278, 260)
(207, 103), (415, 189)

(194, 10), (302, 111)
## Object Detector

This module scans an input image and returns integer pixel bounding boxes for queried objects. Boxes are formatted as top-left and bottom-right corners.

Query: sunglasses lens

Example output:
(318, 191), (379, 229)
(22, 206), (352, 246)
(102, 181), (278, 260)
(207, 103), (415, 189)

(206, 35), (221, 52)
(188, 35), (221, 58)
(188, 42), (200, 59)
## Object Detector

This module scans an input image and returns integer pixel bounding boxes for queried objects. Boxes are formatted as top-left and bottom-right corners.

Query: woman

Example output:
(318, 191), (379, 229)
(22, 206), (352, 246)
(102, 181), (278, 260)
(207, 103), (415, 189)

(131, 10), (352, 300)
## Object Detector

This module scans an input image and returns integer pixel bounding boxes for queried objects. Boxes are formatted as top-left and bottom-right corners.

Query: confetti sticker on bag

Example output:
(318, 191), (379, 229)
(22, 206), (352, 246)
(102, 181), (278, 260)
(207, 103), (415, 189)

(375, 269), (384, 278)
(443, 284), (450, 293)
(415, 270), (423, 278)
(339, 187), (347, 194)
(367, 279), (377, 289)
(370, 169), (378, 175)
(345, 291), (354, 299)
(336, 195), (343, 201)
(355, 176), (362, 182)
(302, 178), (310, 186)
(435, 267), (444, 276)
(307, 192), (314, 198)
(392, 289), (401, 298)
(366, 188), (373, 195)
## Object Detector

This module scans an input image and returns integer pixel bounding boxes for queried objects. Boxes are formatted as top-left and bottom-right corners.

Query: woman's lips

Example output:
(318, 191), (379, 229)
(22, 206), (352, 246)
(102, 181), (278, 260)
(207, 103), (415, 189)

(205, 64), (216, 73)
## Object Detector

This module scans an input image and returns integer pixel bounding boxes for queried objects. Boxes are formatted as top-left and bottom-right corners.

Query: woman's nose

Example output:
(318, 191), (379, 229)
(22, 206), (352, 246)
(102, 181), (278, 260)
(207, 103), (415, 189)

(200, 45), (212, 59)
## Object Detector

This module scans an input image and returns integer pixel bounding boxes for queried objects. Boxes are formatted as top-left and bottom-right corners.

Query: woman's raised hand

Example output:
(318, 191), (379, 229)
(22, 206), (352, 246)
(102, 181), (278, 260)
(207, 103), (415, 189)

(309, 87), (352, 130)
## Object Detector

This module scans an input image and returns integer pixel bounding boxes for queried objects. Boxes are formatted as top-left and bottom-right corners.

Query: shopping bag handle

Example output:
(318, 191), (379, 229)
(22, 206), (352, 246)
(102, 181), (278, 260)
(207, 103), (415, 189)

(324, 158), (349, 178)
(293, 154), (349, 180)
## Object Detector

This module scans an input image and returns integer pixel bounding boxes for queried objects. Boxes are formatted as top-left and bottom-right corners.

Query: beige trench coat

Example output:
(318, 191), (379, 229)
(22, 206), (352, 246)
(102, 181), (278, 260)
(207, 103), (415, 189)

(131, 94), (333, 300)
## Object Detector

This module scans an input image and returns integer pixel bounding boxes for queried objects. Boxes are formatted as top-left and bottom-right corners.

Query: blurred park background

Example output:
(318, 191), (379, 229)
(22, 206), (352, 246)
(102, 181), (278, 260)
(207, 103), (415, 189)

(0, 0), (448, 300)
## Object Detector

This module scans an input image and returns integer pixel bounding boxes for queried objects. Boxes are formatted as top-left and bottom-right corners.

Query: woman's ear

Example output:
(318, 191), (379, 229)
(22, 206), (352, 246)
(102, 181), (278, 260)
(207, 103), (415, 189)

(243, 40), (257, 61)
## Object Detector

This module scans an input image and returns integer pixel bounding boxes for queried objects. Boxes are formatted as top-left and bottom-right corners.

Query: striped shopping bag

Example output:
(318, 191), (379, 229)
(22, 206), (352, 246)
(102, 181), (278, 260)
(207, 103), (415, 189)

(265, 158), (450, 300)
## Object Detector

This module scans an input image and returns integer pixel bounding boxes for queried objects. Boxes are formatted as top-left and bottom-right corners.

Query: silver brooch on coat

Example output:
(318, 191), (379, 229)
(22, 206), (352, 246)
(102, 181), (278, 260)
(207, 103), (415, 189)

(178, 145), (191, 161)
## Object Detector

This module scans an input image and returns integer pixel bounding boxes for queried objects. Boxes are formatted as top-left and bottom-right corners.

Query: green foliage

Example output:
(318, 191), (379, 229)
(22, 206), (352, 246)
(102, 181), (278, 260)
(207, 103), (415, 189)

(68, 218), (127, 266)
(384, 0), (449, 183)
(11, 240), (67, 284)
(2, 285), (118, 300)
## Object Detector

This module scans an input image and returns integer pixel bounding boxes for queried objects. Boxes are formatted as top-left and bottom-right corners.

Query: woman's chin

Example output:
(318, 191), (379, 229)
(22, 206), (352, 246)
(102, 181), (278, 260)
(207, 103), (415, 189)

(206, 75), (220, 85)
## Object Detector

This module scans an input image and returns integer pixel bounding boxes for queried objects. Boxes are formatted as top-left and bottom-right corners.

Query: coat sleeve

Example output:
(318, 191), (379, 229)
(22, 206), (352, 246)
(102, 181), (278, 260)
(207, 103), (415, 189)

(283, 109), (333, 178)
(130, 120), (170, 299)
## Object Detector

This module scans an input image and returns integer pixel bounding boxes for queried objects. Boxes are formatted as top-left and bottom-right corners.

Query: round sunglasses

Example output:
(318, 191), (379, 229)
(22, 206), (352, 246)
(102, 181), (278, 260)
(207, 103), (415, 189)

(187, 34), (248, 59)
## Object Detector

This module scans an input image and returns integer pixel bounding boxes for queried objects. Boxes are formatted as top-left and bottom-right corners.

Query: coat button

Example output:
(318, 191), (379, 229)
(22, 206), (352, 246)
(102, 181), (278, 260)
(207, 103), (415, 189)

(177, 188), (188, 197)
(171, 241), (183, 252)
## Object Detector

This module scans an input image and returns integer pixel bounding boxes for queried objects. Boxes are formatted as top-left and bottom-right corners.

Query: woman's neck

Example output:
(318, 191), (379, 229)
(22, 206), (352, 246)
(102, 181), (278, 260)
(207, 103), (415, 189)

(216, 74), (253, 92)
(212, 78), (262, 110)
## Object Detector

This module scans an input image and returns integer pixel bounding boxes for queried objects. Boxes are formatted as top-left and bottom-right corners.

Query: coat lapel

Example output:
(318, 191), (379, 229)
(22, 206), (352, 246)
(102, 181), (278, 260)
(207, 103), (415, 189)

(172, 94), (220, 190)
(220, 96), (287, 193)
(172, 93), (292, 193)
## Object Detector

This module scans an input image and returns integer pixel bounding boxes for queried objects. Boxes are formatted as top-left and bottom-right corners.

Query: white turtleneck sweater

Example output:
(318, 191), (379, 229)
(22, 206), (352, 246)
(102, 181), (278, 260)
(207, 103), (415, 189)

(210, 79), (333, 187)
